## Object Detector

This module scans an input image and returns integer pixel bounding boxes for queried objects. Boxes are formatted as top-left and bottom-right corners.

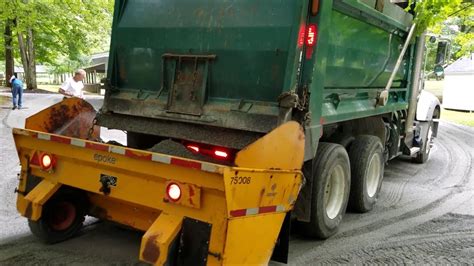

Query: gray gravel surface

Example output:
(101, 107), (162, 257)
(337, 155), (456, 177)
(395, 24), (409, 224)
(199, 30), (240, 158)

(1, 93), (473, 264)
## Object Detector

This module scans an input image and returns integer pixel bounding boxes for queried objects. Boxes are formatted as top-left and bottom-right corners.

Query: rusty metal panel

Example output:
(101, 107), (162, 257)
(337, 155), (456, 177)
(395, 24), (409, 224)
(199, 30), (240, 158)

(163, 54), (216, 116)
(25, 98), (99, 140)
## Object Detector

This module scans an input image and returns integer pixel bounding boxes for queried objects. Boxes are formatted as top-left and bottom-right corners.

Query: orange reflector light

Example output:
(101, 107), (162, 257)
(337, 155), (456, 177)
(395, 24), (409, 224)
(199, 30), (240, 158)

(311, 0), (320, 16)
(166, 183), (181, 202)
(214, 150), (228, 159)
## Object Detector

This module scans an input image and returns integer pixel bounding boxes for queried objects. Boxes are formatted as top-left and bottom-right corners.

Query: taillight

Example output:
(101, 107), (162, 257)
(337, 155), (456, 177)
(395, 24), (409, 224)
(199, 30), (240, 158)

(39, 153), (55, 171)
(297, 24), (306, 48)
(214, 150), (228, 159)
(184, 142), (234, 161)
(166, 183), (181, 202)
(306, 24), (317, 47)
(305, 24), (318, 59)
(186, 145), (200, 153)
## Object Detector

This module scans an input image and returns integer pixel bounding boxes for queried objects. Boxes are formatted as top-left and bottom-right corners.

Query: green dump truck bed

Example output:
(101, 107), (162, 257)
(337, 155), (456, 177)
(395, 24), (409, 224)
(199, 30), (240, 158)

(99, 0), (414, 152)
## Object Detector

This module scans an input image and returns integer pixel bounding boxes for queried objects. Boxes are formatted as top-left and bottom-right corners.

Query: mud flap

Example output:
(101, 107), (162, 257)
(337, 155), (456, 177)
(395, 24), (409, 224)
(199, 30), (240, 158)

(294, 162), (312, 222)
(271, 212), (291, 263)
(177, 218), (212, 266)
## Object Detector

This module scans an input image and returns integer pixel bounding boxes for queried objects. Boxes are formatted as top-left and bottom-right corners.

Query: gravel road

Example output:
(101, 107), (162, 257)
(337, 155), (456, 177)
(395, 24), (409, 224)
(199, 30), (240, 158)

(0, 94), (473, 264)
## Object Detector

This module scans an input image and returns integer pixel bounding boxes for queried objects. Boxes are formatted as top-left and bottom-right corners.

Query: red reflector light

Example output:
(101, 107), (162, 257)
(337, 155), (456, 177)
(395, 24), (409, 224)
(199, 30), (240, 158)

(214, 150), (228, 159)
(166, 183), (181, 202)
(30, 152), (40, 166)
(40, 153), (55, 170)
(186, 145), (200, 153)
(306, 24), (317, 47)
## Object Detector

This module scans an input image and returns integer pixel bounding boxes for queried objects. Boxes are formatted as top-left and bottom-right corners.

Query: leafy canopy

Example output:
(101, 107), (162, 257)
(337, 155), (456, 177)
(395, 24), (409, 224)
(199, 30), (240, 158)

(0, 0), (113, 72)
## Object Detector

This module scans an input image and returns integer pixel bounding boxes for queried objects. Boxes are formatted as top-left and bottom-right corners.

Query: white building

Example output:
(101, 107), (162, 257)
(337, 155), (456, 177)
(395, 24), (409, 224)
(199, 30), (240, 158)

(442, 54), (474, 111)
(14, 65), (53, 84)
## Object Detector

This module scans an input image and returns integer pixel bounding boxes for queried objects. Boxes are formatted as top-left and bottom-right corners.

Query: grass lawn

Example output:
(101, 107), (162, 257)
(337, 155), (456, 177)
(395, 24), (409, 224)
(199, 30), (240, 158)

(441, 108), (474, 127)
(37, 84), (98, 95)
(37, 84), (60, 93)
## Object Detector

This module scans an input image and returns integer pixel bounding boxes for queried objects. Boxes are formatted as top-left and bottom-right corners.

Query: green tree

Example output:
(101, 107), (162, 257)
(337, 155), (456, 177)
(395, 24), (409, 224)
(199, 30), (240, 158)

(1, 0), (113, 89)
(412, 0), (473, 75)
(411, 0), (473, 58)
(410, 0), (464, 33)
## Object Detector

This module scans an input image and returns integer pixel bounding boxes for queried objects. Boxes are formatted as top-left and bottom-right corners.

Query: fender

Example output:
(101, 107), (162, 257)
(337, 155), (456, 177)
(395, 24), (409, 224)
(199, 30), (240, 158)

(416, 90), (441, 121)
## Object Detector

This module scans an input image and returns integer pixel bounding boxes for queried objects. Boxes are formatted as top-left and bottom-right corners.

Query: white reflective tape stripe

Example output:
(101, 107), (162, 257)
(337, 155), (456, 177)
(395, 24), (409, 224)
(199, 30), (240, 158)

(109, 146), (126, 155)
(152, 154), (171, 164)
(70, 139), (86, 148)
(37, 133), (51, 141)
(276, 205), (285, 212)
(245, 208), (259, 216)
(201, 163), (219, 173)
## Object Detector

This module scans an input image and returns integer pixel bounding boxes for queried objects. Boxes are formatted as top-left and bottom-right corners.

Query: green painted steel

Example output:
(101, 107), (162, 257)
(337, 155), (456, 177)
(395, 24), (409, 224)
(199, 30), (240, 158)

(325, 10), (406, 88)
(108, 0), (301, 102)
(103, 0), (417, 150)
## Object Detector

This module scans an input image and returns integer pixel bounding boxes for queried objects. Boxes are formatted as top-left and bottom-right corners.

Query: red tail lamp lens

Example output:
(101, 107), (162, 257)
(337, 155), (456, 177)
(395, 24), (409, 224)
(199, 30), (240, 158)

(186, 145), (200, 153)
(166, 183), (181, 201)
(40, 153), (54, 170)
(297, 24), (306, 48)
(214, 150), (228, 159)
(306, 24), (317, 47)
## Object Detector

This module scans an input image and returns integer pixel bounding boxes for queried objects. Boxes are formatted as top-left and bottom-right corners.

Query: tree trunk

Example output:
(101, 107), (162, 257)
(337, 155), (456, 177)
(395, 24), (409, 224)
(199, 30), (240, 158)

(26, 28), (37, 89)
(4, 19), (14, 87)
(17, 28), (37, 90)
(17, 32), (30, 86)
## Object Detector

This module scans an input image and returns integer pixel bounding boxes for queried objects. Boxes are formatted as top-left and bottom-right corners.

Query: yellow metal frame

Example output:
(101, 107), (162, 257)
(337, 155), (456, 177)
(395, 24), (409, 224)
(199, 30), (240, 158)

(13, 121), (304, 265)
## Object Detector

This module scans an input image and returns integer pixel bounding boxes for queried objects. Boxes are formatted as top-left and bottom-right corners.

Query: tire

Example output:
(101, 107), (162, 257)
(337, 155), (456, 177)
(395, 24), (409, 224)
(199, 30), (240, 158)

(348, 135), (384, 213)
(298, 142), (351, 239)
(413, 121), (433, 164)
(28, 190), (87, 244)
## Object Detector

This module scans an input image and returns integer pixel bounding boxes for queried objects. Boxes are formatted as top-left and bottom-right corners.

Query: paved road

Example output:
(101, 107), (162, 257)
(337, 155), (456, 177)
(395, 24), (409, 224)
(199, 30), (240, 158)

(1, 94), (473, 264)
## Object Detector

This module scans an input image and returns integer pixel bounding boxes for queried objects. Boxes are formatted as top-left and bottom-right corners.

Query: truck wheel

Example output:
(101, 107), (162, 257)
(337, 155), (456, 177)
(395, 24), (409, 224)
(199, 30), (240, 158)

(28, 190), (87, 244)
(348, 135), (384, 213)
(413, 121), (433, 164)
(298, 142), (350, 239)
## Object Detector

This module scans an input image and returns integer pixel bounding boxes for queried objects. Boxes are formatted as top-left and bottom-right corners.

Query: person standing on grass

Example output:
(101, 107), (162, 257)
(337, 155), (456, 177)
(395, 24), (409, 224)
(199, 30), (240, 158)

(10, 75), (23, 110)
(59, 69), (86, 99)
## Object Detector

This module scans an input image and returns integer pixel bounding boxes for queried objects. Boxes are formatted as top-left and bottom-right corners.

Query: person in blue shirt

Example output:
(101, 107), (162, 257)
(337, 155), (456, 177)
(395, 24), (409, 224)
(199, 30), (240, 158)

(9, 75), (23, 110)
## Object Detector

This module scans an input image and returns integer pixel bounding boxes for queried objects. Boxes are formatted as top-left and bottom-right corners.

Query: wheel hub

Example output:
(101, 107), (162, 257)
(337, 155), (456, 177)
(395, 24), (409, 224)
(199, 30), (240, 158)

(366, 153), (381, 198)
(324, 164), (345, 219)
(47, 201), (76, 231)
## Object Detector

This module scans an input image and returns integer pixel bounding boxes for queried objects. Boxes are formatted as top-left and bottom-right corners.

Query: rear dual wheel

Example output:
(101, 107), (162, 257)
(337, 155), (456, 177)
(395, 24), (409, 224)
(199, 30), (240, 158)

(298, 136), (385, 238)
(348, 135), (385, 213)
(28, 190), (87, 244)
(298, 143), (351, 239)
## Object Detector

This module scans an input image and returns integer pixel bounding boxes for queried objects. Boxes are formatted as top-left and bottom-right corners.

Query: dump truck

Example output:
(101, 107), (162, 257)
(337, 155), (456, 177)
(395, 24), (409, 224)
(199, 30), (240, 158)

(13, 0), (442, 265)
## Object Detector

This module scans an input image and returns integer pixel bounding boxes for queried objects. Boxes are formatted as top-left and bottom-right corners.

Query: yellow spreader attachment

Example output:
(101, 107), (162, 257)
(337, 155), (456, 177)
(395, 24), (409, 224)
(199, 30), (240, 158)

(13, 115), (304, 265)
